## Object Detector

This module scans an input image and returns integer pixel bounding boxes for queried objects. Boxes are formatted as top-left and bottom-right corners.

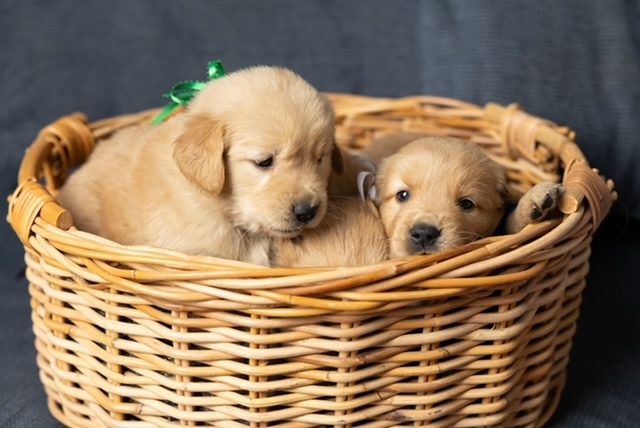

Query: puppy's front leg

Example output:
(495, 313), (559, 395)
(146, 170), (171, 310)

(505, 182), (564, 234)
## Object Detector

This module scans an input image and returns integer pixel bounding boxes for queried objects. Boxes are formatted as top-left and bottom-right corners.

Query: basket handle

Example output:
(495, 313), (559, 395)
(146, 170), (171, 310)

(7, 113), (94, 245)
(484, 103), (616, 229)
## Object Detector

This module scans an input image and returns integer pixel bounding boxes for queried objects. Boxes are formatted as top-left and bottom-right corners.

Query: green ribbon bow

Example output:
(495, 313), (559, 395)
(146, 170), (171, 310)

(152, 60), (226, 125)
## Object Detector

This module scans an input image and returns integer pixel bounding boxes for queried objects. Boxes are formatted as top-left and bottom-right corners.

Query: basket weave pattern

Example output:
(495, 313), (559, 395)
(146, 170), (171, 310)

(7, 95), (614, 427)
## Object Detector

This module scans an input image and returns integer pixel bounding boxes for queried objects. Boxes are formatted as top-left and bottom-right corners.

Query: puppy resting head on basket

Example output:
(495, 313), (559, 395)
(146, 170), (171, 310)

(57, 66), (343, 265)
(372, 135), (562, 257)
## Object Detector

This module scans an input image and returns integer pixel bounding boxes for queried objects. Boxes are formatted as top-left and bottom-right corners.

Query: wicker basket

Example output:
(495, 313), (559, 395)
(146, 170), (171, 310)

(7, 94), (615, 428)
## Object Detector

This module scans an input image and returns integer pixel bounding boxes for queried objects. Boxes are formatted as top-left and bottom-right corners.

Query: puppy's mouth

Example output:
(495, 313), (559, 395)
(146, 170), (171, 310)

(407, 240), (440, 256)
(271, 228), (304, 238)
(412, 248), (438, 256)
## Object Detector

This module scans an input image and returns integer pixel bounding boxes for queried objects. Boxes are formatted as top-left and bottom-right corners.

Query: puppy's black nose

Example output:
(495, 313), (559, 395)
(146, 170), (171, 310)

(410, 224), (441, 248)
(293, 203), (319, 225)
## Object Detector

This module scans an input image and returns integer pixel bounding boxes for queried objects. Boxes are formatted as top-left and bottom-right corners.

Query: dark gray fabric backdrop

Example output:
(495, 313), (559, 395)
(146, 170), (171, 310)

(1, 1), (639, 427)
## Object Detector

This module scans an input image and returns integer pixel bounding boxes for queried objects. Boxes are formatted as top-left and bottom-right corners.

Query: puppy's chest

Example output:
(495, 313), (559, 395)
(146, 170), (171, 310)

(192, 224), (271, 266)
(206, 220), (271, 266)
(241, 235), (271, 266)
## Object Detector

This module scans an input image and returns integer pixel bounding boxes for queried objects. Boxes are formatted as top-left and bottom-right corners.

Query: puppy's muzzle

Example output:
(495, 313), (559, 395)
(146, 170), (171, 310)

(409, 223), (441, 254)
(292, 202), (319, 226)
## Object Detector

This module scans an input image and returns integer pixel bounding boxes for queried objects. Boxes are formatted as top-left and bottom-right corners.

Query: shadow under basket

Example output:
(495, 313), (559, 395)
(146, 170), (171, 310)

(7, 94), (615, 428)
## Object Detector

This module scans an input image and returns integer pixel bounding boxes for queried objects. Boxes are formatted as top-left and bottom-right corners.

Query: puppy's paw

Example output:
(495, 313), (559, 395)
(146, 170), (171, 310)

(507, 182), (564, 233)
(524, 182), (564, 223)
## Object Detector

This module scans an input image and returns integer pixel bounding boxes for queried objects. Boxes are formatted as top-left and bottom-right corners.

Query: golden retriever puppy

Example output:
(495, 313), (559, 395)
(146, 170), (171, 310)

(57, 66), (342, 265)
(374, 135), (563, 256)
(274, 135), (562, 267)
(373, 136), (507, 256)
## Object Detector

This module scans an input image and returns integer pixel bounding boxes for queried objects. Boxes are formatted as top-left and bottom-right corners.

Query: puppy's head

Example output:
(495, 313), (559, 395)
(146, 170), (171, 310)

(375, 137), (506, 257)
(172, 66), (342, 238)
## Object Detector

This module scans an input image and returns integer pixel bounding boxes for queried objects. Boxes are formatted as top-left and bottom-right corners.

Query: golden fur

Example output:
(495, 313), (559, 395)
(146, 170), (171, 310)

(273, 197), (388, 267)
(364, 132), (429, 164)
(57, 66), (342, 265)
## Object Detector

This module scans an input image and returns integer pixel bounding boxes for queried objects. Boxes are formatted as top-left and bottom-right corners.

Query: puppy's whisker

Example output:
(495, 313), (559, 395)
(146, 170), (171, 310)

(237, 228), (252, 242)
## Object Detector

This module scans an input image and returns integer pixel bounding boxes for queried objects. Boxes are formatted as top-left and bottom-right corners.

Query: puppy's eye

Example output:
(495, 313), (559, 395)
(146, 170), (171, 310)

(254, 156), (273, 169)
(396, 190), (410, 203)
(316, 157), (323, 166)
(458, 198), (476, 211)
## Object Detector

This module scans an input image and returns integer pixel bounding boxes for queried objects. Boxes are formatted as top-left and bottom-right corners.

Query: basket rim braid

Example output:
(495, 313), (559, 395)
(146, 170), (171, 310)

(7, 94), (615, 427)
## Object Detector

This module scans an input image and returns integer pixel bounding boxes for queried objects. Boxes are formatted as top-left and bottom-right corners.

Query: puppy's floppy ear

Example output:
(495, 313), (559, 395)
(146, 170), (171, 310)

(331, 142), (344, 174)
(173, 113), (226, 195)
